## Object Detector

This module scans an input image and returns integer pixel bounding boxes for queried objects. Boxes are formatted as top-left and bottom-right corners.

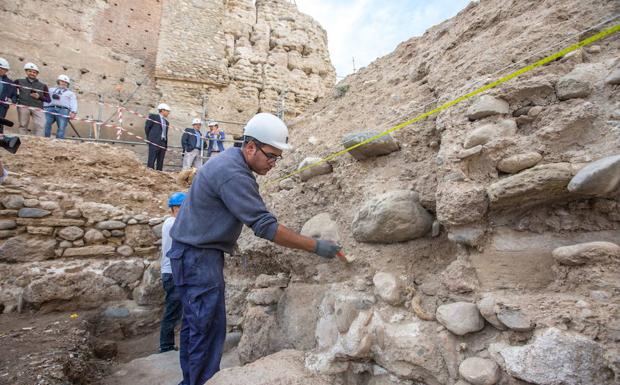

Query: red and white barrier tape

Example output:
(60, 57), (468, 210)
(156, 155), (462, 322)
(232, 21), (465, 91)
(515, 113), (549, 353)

(1, 79), (245, 133)
(116, 106), (123, 140)
(0, 100), (177, 152)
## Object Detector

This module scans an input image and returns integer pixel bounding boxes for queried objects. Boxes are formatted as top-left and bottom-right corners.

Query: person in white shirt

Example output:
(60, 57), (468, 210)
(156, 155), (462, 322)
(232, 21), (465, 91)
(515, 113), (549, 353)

(44, 74), (78, 139)
(159, 191), (187, 353)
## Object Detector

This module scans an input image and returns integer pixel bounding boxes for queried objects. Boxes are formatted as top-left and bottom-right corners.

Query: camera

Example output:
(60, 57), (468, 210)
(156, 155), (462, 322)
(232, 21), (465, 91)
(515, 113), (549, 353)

(0, 118), (20, 153)
(0, 135), (20, 154)
(52, 94), (60, 100)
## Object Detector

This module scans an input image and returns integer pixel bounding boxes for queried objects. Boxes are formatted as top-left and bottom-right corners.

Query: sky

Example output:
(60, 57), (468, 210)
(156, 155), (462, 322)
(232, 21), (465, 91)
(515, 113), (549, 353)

(295, 0), (471, 78)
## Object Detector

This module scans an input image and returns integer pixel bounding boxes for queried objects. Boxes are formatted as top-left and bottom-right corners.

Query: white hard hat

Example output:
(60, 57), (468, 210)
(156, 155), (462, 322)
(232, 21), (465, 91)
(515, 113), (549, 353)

(57, 74), (70, 85)
(24, 62), (39, 72)
(208, 120), (218, 127)
(243, 113), (291, 151)
(157, 103), (171, 111)
(0, 58), (9, 70)
(192, 118), (202, 125)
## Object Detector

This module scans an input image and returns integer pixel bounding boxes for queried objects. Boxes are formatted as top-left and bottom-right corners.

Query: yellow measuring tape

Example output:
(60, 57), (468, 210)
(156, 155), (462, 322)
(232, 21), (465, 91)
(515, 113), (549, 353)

(268, 22), (620, 185)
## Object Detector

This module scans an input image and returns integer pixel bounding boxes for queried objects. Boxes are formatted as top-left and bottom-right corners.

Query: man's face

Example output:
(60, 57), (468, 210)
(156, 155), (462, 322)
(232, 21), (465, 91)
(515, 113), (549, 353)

(0, 68), (7, 77)
(57, 80), (68, 88)
(245, 140), (282, 175)
(25, 69), (38, 79)
(192, 123), (201, 130)
(160, 110), (170, 118)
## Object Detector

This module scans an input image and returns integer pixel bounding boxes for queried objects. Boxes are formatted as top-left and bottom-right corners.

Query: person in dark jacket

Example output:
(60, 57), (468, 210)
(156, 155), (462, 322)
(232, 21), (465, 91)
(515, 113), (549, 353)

(206, 121), (225, 158)
(0, 58), (17, 134)
(144, 103), (170, 171)
(181, 118), (203, 170)
(168, 113), (342, 385)
(15, 62), (50, 136)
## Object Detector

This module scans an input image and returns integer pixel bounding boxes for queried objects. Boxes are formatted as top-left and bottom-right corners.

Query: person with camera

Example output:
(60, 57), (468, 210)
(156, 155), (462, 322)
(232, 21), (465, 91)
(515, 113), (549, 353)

(44, 75), (78, 139)
(0, 58), (17, 134)
(15, 62), (50, 136)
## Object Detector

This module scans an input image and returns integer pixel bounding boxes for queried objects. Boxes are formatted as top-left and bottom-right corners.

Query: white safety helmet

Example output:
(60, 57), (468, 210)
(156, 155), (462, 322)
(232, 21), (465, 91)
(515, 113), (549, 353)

(24, 62), (39, 72)
(208, 120), (218, 127)
(57, 74), (70, 85)
(243, 113), (291, 151)
(0, 58), (10, 70)
(192, 118), (202, 125)
(157, 103), (171, 111)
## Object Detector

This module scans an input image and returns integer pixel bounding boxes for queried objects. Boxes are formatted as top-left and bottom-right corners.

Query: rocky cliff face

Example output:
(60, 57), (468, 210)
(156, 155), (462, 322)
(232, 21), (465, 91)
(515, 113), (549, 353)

(223, 0), (620, 384)
(0, 0), (335, 139)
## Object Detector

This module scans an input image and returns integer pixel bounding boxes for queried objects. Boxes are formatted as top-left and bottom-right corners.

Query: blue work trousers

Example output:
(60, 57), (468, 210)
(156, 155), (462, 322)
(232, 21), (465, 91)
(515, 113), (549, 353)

(159, 272), (182, 352)
(168, 241), (227, 385)
(44, 106), (69, 139)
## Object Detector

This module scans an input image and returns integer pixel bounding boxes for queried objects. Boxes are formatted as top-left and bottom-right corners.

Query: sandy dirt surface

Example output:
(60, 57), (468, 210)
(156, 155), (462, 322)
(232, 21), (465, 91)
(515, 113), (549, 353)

(3, 136), (179, 215)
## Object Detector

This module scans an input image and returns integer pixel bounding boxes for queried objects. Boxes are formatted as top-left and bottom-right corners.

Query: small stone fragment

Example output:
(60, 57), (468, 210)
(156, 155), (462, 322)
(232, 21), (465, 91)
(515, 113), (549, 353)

(459, 357), (500, 385)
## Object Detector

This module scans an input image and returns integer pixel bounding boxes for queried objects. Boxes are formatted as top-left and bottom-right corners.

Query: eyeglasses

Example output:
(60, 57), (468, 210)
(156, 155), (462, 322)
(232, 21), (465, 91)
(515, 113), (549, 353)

(256, 142), (282, 161)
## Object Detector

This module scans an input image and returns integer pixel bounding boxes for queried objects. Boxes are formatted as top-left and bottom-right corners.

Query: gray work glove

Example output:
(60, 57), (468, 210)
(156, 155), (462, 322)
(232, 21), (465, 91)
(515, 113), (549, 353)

(314, 239), (342, 259)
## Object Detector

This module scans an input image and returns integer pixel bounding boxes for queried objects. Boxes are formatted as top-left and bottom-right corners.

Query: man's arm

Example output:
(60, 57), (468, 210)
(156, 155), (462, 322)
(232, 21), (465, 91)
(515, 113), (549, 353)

(181, 131), (189, 152)
(40, 85), (51, 103)
(145, 115), (153, 137)
(273, 225), (341, 258)
(9, 81), (17, 103)
(273, 224), (316, 252)
(219, 177), (341, 258)
(69, 92), (78, 119)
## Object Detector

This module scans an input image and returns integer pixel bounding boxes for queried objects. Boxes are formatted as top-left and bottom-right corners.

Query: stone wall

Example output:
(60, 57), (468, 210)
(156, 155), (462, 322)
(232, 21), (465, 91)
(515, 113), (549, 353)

(154, 0), (336, 131)
(0, 183), (167, 314)
(0, 0), (335, 141)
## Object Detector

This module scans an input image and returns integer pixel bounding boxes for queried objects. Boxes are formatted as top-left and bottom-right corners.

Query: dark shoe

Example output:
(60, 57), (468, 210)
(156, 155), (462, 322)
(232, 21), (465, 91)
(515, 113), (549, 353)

(159, 346), (177, 353)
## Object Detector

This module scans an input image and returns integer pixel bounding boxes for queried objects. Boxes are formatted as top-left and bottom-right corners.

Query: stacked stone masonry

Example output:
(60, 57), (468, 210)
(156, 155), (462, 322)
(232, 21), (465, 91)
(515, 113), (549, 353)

(0, 183), (168, 314)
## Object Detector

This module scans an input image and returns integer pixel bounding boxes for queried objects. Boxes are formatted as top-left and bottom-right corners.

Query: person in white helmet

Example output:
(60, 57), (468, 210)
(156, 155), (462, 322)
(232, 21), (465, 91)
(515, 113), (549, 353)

(206, 120), (225, 157)
(145, 103), (170, 170)
(168, 112), (342, 385)
(43, 74), (78, 139)
(15, 62), (50, 136)
(181, 118), (204, 170)
(0, 58), (17, 134)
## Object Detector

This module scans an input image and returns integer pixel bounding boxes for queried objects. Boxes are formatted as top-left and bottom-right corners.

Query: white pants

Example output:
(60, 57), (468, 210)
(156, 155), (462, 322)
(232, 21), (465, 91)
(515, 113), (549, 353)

(182, 149), (202, 170)
(18, 106), (45, 136)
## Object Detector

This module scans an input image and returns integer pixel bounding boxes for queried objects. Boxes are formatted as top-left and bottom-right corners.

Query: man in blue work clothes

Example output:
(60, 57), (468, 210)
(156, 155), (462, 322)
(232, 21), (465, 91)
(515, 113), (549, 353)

(168, 112), (341, 385)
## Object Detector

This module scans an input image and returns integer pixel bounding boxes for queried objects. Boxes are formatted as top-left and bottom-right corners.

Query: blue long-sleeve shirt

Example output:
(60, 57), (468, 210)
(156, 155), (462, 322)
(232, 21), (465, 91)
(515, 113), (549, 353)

(170, 147), (278, 253)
